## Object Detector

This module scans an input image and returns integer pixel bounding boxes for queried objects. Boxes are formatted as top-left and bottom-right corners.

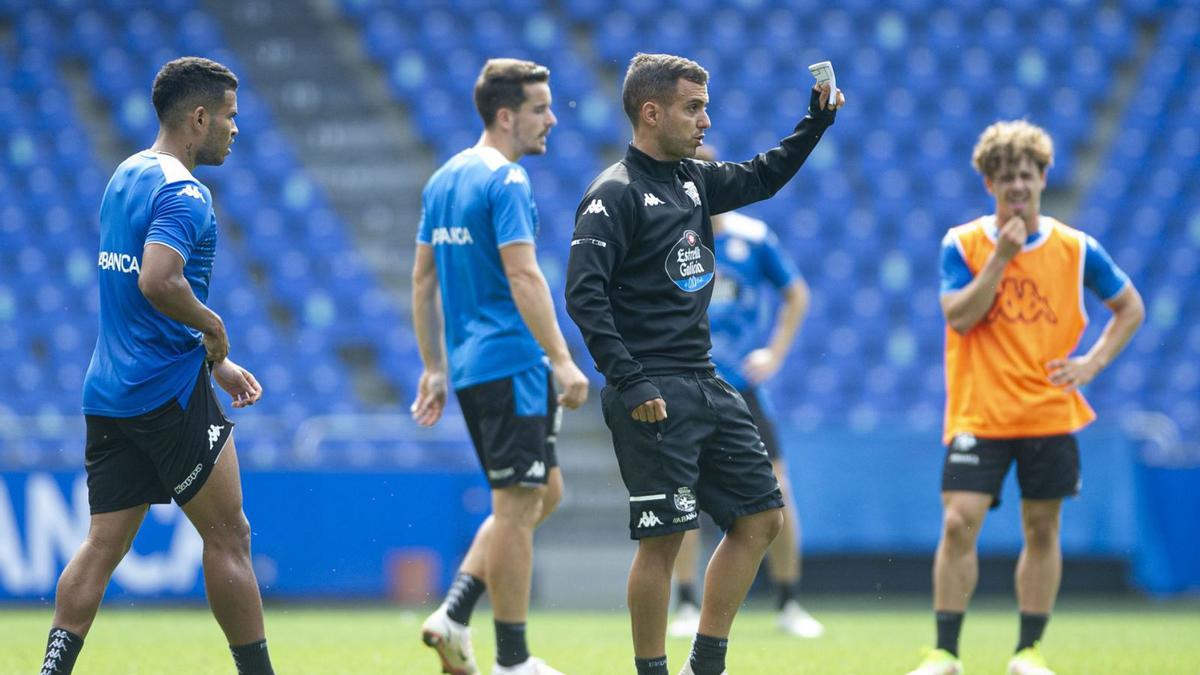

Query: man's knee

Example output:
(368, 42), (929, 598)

(81, 520), (144, 565)
(89, 532), (135, 561)
(636, 531), (686, 571)
(539, 470), (564, 521)
(1022, 512), (1061, 549)
(199, 511), (252, 554)
(732, 507), (784, 545)
(942, 507), (983, 547)
(493, 484), (547, 527)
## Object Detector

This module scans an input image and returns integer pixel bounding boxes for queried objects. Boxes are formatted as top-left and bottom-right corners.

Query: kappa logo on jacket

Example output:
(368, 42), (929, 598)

(584, 198), (609, 216)
(643, 192), (664, 206)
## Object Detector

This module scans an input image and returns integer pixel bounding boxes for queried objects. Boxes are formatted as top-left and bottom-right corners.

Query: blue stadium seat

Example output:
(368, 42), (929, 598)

(180, 0), (1187, 448)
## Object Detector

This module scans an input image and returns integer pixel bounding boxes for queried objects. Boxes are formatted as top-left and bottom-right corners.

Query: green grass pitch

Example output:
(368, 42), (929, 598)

(4, 598), (1197, 673)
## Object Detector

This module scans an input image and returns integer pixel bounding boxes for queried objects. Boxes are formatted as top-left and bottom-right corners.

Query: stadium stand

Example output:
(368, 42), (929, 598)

(0, 0), (1194, 459)
(0, 0), (449, 469)
(338, 0), (1196, 441)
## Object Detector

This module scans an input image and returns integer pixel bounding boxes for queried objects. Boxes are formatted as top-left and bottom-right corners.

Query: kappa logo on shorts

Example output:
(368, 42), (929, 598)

(525, 461), (546, 479)
(951, 433), (977, 452)
(949, 433), (979, 464)
(673, 487), (697, 513)
(174, 463), (204, 495)
(207, 424), (225, 451)
(637, 511), (664, 528)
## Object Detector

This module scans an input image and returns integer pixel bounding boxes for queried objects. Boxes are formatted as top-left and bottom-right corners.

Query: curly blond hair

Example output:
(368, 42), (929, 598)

(971, 120), (1054, 178)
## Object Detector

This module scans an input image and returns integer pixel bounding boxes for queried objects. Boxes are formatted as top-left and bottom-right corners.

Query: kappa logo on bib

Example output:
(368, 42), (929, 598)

(665, 229), (715, 292)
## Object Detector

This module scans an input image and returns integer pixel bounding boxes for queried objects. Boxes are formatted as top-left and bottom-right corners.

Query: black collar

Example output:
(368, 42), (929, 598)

(623, 144), (682, 182)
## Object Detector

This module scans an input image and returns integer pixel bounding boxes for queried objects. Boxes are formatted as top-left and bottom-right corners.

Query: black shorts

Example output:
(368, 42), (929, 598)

(85, 363), (234, 514)
(739, 386), (782, 461)
(941, 432), (1081, 509)
(456, 362), (560, 489)
(601, 371), (783, 539)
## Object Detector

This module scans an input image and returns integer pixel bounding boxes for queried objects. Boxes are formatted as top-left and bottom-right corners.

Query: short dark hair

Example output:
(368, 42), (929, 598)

(151, 57), (238, 125)
(473, 58), (551, 127)
(621, 53), (709, 128)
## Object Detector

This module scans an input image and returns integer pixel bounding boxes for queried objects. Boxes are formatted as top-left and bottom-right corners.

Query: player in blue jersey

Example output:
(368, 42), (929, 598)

(39, 58), (274, 675)
(664, 149), (824, 642)
(411, 58), (589, 675)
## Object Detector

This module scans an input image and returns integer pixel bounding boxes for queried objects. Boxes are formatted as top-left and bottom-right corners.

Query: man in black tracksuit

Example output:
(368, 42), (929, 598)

(565, 53), (842, 675)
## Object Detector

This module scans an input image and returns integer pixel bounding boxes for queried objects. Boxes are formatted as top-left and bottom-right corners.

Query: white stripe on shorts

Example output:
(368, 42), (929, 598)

(629, 494), (667, 502)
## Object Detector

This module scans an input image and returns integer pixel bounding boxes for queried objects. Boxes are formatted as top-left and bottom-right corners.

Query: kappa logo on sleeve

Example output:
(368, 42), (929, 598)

(177, 184), (206, 202)
(503, 167), (526, 185)
(583, 198), (609, 216)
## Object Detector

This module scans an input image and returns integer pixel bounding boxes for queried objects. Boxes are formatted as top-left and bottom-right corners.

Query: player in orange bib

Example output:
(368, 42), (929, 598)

(908, 121), (1145, 675)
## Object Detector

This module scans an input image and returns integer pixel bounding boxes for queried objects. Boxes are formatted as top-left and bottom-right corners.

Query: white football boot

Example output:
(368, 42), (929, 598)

(776, 600), (825, 638)
(667, 602), (702, 639)
(420, 605), (478, 675)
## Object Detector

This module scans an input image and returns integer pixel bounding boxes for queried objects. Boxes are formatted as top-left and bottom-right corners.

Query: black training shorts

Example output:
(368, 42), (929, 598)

(85, 362), (233, 514)
(602, 371), (783, 539)
(942, 432), (1081, 509)
(739, 386), (782, 461)
(456, 361), (561, 489)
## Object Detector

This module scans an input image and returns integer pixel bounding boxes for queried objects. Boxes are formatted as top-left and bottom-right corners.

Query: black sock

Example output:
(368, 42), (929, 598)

(634, 656), (669, 675)
(494, 620), (529, 668)
(40, 628), (83, 675)
(444, 572), (487, 626)
(675, 581), (698, 608)
(1016, 613), (1049, 652)
(689, 633), (728, 675)
(776, 578), (801, 610)
(936, 611), (964, 657)
(230, 639), (274, 675)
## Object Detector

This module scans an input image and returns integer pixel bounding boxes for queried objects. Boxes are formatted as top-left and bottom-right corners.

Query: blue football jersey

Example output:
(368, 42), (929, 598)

(82, 151), (217, 417)
(417, 146), (545, 390)
(708, 212), (801, 391)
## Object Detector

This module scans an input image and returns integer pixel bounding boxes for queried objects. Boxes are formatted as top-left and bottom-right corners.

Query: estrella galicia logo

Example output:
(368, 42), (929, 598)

(665, 229), (715, 292)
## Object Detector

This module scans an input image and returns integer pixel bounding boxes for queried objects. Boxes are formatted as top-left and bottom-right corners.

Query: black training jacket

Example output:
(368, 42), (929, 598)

(565, 89), (836, 412)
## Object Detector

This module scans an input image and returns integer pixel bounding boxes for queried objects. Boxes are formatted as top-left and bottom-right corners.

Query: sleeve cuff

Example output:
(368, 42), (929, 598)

(804, 88), (837, 127)
(619, 379), (662, 412)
